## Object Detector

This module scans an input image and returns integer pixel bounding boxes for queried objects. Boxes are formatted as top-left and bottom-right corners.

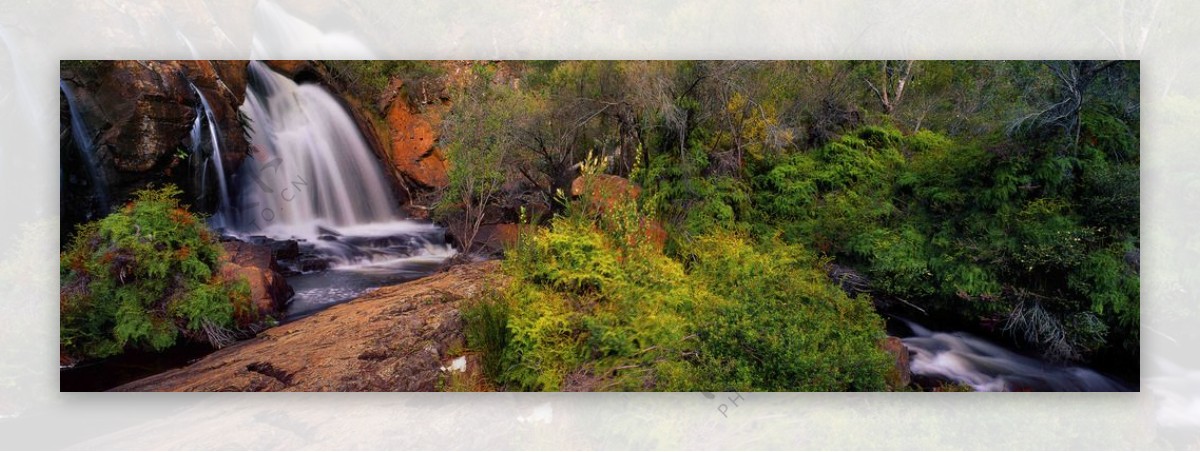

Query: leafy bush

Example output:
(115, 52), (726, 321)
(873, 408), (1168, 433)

(461, 292), (511, 381)
(437, 61), (1138, 379)
(684, 234), (892, 391)
(60, 185), (252, 361)
(744, 122), (1138, 362)
(494, 215), (704, 391)
(463, 186), (893, 391)
(321, 60), (442, 106)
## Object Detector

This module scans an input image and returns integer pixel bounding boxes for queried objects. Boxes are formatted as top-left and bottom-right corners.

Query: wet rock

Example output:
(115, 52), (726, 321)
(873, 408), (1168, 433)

(297, 257), (331, 273)
(317, 225), (341, 237)
(60, 60), (253, 234)
(403, 205), (432, 221)
(473, 223), (531, 255)
(268, 239), (300, 261)
(113, 261), (503, 392)
(179, 60), (251, 172)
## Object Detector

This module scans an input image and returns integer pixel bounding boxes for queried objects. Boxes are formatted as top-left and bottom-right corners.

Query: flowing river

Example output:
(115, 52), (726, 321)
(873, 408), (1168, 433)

(894, 318), (1131, 391)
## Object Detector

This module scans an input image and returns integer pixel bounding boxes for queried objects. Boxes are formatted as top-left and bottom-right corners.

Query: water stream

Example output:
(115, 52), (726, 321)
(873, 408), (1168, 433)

(232, 61), (455, 318)
(60, 80), (109, 215)
(186, 82), (233, 226)
(895, 318), (1131, 391)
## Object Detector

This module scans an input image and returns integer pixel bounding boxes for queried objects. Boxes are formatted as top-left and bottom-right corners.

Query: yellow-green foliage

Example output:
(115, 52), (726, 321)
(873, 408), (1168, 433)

(494, 216), (706, 390)
(464, 194), (892, 391)
(60, 185), (252, 360)
(685, 234), (892, 391)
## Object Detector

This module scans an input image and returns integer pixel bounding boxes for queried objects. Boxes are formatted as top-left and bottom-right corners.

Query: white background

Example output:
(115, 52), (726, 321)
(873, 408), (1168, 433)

(0, 0), (1196, 449)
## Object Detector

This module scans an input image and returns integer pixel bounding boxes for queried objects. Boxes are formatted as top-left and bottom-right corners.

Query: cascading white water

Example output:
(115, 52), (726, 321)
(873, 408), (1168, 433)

(899, 320), (1129, 392)
(188, 103), (208, 198)
(237, 61), (401, 235)
(60, 80), (109, 213)
(229, 61), (455, 318)
(187, 82), (233, 226)
(234, 61), (454, 279)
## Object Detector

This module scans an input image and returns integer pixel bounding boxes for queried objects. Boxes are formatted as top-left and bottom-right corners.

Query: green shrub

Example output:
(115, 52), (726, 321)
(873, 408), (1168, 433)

(321, 60), (442, 106)
(471, 187), (893, 391)
(496, 215), (706, 391)
(741, 123), (1138, 361)
(60, 185), (252, 361)
(461, 292), (512, 381)
(684, 234), (893, 391)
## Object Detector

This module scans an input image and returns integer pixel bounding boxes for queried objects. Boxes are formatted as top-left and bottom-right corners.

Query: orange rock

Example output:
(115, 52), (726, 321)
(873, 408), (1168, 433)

(640, 218), (668, 251)
(570, 174), (642, 211)
(880, 336), (912, 389)
(385, 99), (449, 188)
(474, 223), (532, 253)
(262, 60), (312, 78)
(218, 242), (293, 323)
(569, 175), (667, 250)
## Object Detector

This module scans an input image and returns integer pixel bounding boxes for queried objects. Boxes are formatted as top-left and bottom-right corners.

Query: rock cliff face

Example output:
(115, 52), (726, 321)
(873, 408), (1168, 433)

(383, 98), (450, 190)
(113, 261), (501, 392)
(60, 60), (250, 236)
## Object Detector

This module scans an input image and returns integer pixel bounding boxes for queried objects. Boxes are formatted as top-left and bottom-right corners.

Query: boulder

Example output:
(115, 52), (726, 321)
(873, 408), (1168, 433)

(267, 239), (301, 261)
(219, 241), (294, 322)
(640, 218), (668, 251)
(113, 261), (503, 392)
(569, 174), (665, 250)
(262, 60), (314, 78)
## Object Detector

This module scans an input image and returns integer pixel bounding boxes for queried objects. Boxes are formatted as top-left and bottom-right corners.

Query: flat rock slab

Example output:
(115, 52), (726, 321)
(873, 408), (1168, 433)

(114, 261), (501, 392)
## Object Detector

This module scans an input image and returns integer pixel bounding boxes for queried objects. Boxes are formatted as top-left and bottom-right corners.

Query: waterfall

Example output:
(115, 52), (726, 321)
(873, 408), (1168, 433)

(237, 61), (401, 235)
(60, 80), (109, 214)
(899, 319), (1129, 392)
(233, 61), (454, 275)
(187, 82), (233, 226)
(188, 104), (208, 199)
(231, 61), (454, 318)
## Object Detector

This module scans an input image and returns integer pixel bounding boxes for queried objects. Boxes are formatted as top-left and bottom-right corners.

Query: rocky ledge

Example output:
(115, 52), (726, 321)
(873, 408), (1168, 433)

(113, 261), (501, 392)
